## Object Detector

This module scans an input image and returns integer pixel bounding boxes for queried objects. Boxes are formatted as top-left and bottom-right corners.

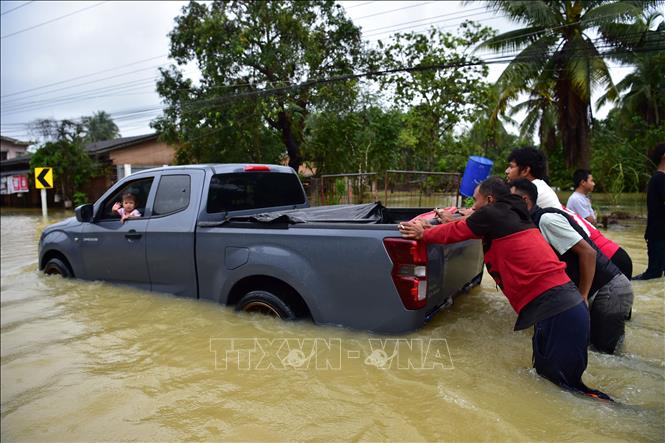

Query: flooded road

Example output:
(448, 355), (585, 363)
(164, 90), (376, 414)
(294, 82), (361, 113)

(1, 208), (664, 442)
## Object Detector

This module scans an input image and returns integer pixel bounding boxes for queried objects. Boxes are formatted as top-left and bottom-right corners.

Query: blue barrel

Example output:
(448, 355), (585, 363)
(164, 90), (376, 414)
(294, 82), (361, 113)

(459, 156), (494, 197)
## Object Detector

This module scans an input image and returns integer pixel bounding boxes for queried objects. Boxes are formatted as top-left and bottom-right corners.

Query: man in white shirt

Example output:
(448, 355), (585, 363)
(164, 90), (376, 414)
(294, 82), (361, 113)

(567, 169), (597, 225)
(505, 147), (563, 209)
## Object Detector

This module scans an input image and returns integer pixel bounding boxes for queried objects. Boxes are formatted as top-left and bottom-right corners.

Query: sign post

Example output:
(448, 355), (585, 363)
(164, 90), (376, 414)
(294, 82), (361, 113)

(34, 167), (54, 218)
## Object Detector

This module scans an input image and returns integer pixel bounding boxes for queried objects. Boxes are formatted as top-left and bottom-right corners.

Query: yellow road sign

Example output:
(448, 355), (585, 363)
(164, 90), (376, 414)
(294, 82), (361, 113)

(35, 167), (54, 189)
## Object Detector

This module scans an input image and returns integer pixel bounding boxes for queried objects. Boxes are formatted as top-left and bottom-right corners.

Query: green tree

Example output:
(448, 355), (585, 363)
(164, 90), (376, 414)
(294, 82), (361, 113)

(28, 119), (98, 206)
(303, 103), (403, 175)
(153, 0), (365, 171)
(82, 110), (120, 143)
(597, 13), (665, 126)
(480, 0), (659, 169)
(376, 22), (495, 171)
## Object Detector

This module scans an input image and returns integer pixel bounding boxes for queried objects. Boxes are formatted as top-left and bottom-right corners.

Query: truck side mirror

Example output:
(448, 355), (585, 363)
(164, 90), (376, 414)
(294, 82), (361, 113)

(75, 204), (94, 222)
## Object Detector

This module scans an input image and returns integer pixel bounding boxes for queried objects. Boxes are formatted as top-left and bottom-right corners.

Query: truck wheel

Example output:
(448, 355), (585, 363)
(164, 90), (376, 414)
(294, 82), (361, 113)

(235, 290), (297, 320)
(43, 258), (72, 278)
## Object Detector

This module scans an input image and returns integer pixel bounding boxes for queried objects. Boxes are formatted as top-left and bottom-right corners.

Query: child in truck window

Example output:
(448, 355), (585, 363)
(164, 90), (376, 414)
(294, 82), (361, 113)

(112, 192), (142, 223)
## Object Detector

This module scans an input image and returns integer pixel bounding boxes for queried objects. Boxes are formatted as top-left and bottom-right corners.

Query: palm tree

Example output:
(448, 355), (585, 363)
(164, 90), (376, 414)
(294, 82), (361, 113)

(479, 1), (660, 168)
(596, 12), (665, 126)
(508, 79), (559, 155)
(82, 111), (120, 143)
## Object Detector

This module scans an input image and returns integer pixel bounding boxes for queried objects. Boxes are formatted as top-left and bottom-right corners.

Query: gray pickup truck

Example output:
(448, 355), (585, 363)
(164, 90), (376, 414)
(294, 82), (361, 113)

(38, 164), (483, 333)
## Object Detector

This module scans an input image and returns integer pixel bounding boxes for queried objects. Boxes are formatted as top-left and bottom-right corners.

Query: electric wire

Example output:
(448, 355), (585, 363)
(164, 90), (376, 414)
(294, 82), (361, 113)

(0, 1), (107, 40)
(0, 1), (34, 17)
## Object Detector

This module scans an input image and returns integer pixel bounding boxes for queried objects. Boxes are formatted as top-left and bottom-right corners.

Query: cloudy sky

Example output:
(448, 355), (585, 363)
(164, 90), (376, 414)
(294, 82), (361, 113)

(0, 1), (633, 143)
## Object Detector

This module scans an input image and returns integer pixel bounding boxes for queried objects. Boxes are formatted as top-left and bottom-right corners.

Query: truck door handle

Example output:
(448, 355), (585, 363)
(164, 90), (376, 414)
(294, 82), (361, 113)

(125, 230), (142, 240)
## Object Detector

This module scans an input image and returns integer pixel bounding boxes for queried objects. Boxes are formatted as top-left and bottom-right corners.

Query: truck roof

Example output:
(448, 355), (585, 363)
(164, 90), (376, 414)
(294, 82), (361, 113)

(136, 164), (296, 175)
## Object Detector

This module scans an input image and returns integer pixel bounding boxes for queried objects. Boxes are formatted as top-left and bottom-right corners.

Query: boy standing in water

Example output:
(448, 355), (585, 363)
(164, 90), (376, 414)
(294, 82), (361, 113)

(399, 177), (610, 399)
(567, 169), (597, 225)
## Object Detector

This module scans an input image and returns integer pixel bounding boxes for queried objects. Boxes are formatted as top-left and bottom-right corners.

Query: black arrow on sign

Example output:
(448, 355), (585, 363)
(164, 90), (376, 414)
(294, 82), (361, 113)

(37, 169), (51, 188)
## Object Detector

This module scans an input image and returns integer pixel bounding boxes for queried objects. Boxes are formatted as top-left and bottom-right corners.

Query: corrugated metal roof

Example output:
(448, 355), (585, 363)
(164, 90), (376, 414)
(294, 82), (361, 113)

(85, 133), (158, 154)
(0, 135), (32, 146)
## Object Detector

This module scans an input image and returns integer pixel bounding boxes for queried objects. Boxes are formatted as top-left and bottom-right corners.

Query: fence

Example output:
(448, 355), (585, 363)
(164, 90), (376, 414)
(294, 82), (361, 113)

(305, 170), (461, 208)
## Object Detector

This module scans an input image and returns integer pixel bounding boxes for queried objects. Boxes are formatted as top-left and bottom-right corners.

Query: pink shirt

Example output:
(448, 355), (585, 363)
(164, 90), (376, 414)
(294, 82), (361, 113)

(562, 206), (619, 258)
(117, 208), (141, 218)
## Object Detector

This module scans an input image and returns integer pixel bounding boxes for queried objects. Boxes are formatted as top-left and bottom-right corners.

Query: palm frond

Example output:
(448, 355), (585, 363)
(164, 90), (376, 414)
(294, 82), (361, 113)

(477, 26), (550, 54)
(581, 2), (643, 30)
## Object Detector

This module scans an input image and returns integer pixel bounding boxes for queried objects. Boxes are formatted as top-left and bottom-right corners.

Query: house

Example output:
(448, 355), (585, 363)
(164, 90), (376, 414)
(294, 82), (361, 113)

(1, 133), (177, 208)
(0, 136), (33, 206)
(84, 133), (176, 199)
(0, 135), (31, 161)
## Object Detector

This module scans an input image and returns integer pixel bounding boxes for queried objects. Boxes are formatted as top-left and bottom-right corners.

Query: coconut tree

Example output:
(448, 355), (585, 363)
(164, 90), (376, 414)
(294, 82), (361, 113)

(479, 1), (660, 168)
(508, 79), (559, 154)
(82, 111), (120, 143)
(596, 12), (665, 126)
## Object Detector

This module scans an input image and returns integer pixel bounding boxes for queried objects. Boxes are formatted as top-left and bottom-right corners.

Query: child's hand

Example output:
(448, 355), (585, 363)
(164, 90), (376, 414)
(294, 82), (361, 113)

(112, 202), (121, 213)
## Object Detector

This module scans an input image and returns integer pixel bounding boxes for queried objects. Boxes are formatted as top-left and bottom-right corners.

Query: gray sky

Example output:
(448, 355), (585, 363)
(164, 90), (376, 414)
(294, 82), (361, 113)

(0, 1), (634, 142)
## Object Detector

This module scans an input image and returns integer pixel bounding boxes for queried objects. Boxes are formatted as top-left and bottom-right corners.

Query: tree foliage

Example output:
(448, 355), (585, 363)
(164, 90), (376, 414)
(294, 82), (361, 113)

(82, 110), (120, 143)
(28, 119), (98, 205)
(376, 22), (495, 170)
(153, 0), (365, 171)
(480, 0), (661, 169)
(303, 102), (403, 174)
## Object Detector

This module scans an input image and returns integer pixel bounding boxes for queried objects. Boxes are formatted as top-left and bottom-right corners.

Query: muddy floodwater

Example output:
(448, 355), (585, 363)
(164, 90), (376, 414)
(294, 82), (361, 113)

(1, 208), (663, 442)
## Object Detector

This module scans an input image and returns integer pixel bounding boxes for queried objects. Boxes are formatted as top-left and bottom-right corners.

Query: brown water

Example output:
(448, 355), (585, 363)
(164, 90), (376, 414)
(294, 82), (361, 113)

(1, 208), (664, 442)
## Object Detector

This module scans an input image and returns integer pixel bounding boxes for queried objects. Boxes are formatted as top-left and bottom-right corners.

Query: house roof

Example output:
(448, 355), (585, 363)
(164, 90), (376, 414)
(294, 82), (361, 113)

(85, 133), (159, 154)
(0, 154), (32, 176)
(1, 135), (32, 146)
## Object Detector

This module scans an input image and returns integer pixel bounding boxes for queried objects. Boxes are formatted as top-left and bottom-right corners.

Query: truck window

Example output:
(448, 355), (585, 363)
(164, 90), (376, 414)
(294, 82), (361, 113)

(153, 175), (191, 216)
(99, 177), (154, 220)
(207, 172), (305, 213)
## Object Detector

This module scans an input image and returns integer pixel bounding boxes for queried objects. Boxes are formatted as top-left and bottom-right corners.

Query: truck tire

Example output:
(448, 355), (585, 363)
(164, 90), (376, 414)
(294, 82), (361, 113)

(235, 290), (297, 320)
(43, 257), (72, 278)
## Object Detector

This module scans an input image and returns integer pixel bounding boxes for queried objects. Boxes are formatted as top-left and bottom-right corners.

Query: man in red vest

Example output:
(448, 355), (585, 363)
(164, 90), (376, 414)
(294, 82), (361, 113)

(399, 177), (610, 399)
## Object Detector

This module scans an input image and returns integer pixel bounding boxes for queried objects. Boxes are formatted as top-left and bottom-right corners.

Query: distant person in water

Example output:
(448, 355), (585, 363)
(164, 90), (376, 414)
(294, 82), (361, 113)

(399, 177), (611, 400)
(634, 143), (665, 280)
(567, 169), (597, 225)
(112, 192), (142, 223)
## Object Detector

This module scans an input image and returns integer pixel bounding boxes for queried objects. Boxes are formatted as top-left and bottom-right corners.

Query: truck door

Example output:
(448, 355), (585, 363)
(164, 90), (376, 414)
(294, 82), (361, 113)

(79, 176), (155, 290)
(145, 170), (205, 297)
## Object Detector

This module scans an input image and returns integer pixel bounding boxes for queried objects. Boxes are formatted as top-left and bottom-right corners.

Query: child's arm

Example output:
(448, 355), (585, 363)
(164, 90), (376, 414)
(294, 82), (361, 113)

(112, 202), (121, 214)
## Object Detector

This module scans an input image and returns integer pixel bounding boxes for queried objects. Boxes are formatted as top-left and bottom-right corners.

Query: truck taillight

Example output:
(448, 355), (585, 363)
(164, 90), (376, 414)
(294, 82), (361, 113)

(244, 165), (271, 171)
(383, 238), (427, 310)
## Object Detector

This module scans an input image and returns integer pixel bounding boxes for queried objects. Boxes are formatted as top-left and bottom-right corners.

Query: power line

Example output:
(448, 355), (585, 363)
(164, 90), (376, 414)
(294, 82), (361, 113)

(361, 5), (488, 34)
(1, 1), (34, 16)
(2, 43), (659, 140)
(1, 54), (168, 99)
(1, 5), (658, 128)
(2, 35), (657, 121)
(344, 1), (374, 10)
(0, 1), (107, 40)
(353, 1), (435, 20)
(365, 12), (501, 39)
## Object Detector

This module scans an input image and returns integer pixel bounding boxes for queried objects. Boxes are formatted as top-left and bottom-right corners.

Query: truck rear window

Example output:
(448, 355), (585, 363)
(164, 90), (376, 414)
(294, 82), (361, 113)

(206, 172), (306, 213)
